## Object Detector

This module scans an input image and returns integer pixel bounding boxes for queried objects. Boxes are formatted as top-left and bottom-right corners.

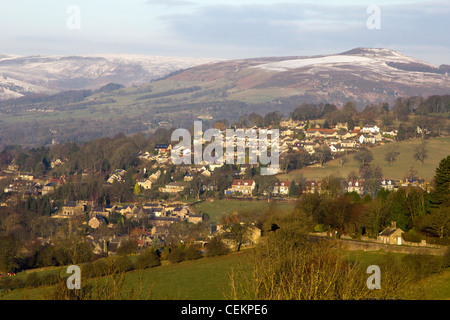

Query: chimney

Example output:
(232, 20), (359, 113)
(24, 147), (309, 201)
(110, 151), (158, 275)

(391, 221), (397, 229)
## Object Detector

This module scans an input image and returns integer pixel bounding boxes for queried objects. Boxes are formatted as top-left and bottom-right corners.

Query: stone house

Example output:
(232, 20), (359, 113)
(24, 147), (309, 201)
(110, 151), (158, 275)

(172, 207), (188, 219)
(137, 179), (153, 190)
(60, 201), (86, 217)
(187, 214), (203, 224)
(89, 215), (107, 229)
(41, 182), (56, 196)
(159, 182), (186, 194)
(378, 221), (405, 245)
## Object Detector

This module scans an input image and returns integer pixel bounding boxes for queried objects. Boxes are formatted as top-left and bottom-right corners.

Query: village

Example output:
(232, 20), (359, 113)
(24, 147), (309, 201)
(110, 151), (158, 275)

(0, 117), (436, 263)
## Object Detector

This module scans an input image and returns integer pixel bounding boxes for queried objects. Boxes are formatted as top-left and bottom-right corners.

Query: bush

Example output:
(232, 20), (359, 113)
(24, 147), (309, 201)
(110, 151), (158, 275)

(135, 248), (161, 269)
(81, 262), (95, 279)
(0, 277), (24, 290)
(314, 224), (327, 232)
(184, 244), (203, 261)
(111, 256), (134, 273)
(25, 272), (41, 288)
(401, 254), (443, 280)
(41, 272), (59, 286)
(402, 230), (422, 243)
(168, 246), (186, 264)
(117, 239), (139, 256)
(0, 276), (24, 290)
(205, 237), (230, 257)
(92, 259), (108, 277)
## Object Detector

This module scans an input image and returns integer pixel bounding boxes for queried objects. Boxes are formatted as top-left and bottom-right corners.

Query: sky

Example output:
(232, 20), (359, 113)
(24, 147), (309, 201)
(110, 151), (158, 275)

(0, 0), (449, 65)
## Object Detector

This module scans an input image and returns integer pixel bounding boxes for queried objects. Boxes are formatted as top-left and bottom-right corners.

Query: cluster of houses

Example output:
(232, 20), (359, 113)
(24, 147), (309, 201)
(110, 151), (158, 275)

(280, 119), (401, 154)
(135, 122), (396, 177)
(137, 144), (173, 165)
(0, 171), (68, 203)
(224, 179), (292, 196)
(221, 176), (430, 198)
(302, 178), (430, 196)
(48, 200), (204, 255)
(286, 122), (393, 155)
(53, 200), (202, 226)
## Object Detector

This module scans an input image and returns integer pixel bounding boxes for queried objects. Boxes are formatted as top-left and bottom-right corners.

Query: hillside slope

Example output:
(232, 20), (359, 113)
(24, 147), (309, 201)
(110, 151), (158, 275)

(0, 54), (221, 100)
(277, 137), (450, 182)
(164, 47), (450, 111)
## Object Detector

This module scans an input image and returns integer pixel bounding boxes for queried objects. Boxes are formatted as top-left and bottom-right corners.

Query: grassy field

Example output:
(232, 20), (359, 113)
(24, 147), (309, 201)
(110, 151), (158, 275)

(191, 199), (297, 224)
(345, 250), (450, 299)
(0, 251), (250, 300)
(277, 136), (450, 182)
(1, 249), (449, 300)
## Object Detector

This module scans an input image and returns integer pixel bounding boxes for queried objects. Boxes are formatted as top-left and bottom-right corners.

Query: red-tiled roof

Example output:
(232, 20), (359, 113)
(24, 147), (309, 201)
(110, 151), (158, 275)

(306, 128), (336, 133)
(232, 179), (255, 186)
(275, 181), (291, 187)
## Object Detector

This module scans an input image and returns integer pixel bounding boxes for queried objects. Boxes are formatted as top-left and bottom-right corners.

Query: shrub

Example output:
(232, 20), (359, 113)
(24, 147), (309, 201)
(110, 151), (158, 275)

(402, 230), (422, 243)
(401, 254), (443, 280)
(92, 259), (108, 277)
(185, 244), (203, 261)
(314, 224), (327, 232)
(81, 262), (95, 279)
(205, 237), (230, 257)
(25, 272), (41, 288)
(135, 248), (161, 269)
(41, 272), (59, 286)
(168, 246), (186, 264)
(0, 276), (24, 290)
(112, 256), (134, 273)
(117, 239), (139, 256)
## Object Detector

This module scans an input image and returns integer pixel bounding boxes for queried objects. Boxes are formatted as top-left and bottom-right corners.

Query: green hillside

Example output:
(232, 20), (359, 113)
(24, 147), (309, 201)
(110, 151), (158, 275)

(0, 251), (249, 300)
(278, 137), (450, 182)
(191, 199), (296, 224)
(2, 249), (449, 300)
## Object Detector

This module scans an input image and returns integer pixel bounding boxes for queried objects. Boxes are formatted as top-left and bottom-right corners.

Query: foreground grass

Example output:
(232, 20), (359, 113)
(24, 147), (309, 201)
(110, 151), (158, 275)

(345, 250), (450, 300)
(121, 251), (251, 300)
(1, 249), (448, 300)
(0, 251), (250, 300)
(405, 269), (450, 300)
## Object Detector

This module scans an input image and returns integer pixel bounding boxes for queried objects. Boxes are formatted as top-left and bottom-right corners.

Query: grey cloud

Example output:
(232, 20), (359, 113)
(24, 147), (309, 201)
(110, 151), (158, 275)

(157, 2), (449, 60)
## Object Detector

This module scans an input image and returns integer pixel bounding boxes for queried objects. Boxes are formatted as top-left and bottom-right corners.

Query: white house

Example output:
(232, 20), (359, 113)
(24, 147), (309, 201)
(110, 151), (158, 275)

(380, 179), (397, 191)
(345, 180), (364, 195)
(137, 179), (153, 190)
(273, 181), (291, 195)
(361, 125), (380, 134)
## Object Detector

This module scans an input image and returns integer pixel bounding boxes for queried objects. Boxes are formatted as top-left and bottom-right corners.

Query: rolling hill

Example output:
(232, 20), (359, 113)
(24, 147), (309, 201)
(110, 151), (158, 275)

(0, 47), (449, 147)
(0, 54), (221, 100)
(163, 47), (450, 112)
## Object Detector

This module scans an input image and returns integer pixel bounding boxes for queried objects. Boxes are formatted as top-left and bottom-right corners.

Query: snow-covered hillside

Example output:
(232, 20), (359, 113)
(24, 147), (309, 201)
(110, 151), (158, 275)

(0, 54), (222, 100)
